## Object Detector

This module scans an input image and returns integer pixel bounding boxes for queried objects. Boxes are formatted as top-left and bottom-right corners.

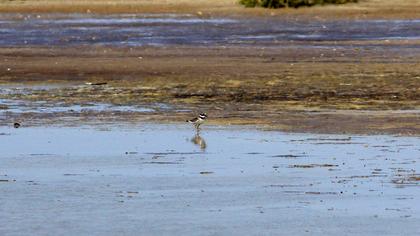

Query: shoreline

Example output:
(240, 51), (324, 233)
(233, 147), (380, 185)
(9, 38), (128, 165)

(0, 0), (419, 20)
(1, 6), (419, 136)
(1, 44), (419, 135)
(2, 108), (419, 136)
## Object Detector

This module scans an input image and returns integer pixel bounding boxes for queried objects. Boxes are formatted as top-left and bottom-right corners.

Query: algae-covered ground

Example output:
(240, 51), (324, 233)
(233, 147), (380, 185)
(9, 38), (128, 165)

(1, 43), (419, 134)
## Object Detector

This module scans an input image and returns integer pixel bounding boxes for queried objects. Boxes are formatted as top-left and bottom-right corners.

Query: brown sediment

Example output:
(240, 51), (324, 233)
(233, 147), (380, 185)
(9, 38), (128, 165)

(0, 45), (419, 135)
(409, 176), (420, 181)
(392, 174), (420, 186)
(0, 0), (419, 19)
(1, 46), (419, 108)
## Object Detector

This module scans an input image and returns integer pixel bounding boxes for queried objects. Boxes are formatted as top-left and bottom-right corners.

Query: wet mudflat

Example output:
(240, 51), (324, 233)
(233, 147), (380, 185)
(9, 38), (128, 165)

(1, 83), (419, 135)
(0, 13), (419, 135)
(0, 124), (419, 235)
(0, 1), (419, 234)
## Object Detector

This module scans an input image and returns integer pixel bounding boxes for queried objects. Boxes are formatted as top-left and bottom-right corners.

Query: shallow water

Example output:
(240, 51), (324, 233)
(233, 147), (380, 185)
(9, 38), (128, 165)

(0, 98), (156, 113)
(0, 14), (419, 47)
(0, 124), (419, 235)
(0, 84), (176, 114)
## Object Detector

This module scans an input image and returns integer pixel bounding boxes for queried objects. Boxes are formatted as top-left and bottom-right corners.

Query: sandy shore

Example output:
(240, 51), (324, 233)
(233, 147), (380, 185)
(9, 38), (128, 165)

(0, 0), (420, 19)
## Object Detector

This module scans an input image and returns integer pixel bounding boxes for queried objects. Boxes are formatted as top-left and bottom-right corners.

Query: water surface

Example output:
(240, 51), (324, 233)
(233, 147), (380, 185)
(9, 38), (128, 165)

(0, 125), (419, 235)
(0, 14), (419, 47)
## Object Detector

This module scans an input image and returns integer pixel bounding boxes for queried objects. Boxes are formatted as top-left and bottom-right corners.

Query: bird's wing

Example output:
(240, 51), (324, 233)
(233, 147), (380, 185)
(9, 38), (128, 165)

(187, 117), (199, 123)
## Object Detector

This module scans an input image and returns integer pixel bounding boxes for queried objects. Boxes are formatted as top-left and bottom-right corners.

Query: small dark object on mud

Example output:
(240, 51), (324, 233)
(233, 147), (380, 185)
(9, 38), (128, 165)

(125, 151), (138, 155)
(271, 154), (305, 158)
(0, 179), (15, 182)
(13, 122), (20, 128)
(85, 82), (108, 86)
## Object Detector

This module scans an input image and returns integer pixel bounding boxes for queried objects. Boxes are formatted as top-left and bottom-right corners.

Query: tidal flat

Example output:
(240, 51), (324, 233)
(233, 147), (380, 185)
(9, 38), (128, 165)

(0, 13), (419, 134)
(0, 1), (419, 234)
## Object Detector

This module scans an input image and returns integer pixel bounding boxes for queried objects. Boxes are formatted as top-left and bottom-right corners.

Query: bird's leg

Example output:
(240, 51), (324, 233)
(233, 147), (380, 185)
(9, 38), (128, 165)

(195, 123), (201, 134)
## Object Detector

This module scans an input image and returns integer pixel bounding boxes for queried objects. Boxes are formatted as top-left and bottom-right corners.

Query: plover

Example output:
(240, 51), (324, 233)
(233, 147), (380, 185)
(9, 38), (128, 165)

(186, 113), (207, 132)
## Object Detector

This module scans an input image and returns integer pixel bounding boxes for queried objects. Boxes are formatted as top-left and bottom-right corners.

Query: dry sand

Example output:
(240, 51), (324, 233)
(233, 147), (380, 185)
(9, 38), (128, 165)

(0, 0), (420, 19)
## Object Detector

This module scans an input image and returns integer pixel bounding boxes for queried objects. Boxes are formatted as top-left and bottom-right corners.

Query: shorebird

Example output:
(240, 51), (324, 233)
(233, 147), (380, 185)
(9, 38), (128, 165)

(186, 113), (207, 132)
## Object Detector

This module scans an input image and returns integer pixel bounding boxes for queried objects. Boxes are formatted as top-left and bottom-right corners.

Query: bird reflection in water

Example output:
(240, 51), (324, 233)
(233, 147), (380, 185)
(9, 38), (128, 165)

(191, 133), (207, 151)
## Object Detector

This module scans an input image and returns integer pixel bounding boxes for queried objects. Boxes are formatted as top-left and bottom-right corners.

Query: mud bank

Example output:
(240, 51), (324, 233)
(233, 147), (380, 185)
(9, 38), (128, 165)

(0, 0), (419, 19)
(0, 13), (418, 135)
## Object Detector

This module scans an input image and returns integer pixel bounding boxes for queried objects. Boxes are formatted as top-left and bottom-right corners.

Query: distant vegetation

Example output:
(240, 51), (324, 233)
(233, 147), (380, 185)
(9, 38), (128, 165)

(239, 0), (358, 8)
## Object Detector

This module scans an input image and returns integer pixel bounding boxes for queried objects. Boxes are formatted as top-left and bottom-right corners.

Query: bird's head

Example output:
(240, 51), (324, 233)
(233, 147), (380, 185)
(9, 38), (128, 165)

(199, 113), (208, 119)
